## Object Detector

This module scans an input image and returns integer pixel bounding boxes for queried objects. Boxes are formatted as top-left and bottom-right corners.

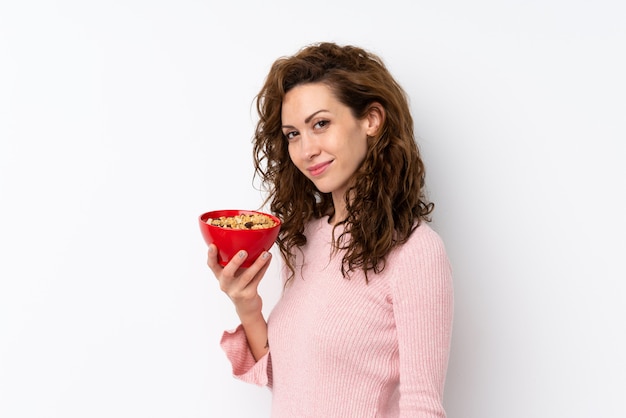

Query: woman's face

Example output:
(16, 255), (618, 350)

(281, 83), (376, 203)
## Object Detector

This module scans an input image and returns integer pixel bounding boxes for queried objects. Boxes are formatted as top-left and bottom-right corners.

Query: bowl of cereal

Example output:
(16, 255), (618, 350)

(199, 209), (281, 267)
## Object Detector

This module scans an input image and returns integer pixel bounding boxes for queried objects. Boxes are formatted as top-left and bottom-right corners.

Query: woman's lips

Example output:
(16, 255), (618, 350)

(307, 161), (332, 177)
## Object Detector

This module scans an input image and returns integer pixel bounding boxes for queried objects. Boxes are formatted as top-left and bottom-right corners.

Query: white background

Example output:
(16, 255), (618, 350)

(1, 1), (625, 417)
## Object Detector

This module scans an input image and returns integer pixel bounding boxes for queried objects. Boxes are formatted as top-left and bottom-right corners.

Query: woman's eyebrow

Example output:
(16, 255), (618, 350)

(282, 109), (330, 130)
(304, 109), (329, 123)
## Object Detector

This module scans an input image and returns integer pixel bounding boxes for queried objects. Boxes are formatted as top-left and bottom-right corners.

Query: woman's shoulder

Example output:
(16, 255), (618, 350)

(404, 221), (446, 250)
(387, 222), (450, 268)
(384, 222), (453, 292)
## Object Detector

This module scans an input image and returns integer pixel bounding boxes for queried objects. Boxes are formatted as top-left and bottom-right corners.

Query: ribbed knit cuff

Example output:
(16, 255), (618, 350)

(220, 325), (271, 387)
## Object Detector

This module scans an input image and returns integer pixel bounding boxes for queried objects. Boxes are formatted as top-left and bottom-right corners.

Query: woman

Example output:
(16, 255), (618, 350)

(207, 42), (454, 417)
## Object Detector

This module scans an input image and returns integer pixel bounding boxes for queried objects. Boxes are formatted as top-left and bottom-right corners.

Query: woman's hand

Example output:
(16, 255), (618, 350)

(207, 244), (272, 319)
(207, 244), (272, 360)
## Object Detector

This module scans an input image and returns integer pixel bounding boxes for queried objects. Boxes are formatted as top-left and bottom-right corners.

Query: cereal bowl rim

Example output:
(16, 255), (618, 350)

(199, 209), (282, 232)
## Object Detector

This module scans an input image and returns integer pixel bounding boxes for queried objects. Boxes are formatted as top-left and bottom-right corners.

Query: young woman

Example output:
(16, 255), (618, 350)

(207, 42), (454, 417)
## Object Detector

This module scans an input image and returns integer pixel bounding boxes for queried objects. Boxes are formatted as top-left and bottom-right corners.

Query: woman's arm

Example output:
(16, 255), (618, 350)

(392, 227), (454, 417)
(207, 244), (273, 361)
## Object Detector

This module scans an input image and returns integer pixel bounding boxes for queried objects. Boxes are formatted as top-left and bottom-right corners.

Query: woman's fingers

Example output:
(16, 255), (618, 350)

(208, 246), (272, 293)
(228, 252), (272, 307)
(225, 250), (272, 291)
(221, 250), (250, 278)
(245, 251), (272, 289)
(206, 244), (223, 274)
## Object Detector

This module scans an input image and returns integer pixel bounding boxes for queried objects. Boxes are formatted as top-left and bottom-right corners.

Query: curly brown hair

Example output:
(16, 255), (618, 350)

(252, 42), (434, 281)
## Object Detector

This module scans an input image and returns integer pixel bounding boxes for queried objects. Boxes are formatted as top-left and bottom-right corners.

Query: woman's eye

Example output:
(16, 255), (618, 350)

(314, 120), (329, 129)
(284, 131), (298, 140)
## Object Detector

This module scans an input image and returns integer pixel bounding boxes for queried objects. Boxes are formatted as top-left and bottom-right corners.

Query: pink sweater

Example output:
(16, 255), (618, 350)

(221, 217), (454, 417)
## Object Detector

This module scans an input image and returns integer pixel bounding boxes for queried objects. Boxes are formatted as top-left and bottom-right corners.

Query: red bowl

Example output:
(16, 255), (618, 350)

(199, 209), (281, 267)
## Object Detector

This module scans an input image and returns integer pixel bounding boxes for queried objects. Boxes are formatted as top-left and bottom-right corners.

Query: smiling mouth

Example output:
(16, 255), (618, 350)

(308, 161), (332, 177)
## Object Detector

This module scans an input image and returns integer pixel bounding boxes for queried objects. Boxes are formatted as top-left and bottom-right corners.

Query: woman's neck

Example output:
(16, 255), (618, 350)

(330, 193), (348, 226)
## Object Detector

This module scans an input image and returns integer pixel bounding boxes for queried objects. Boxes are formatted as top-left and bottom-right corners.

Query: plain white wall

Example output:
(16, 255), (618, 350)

(1, 1), (624, 417)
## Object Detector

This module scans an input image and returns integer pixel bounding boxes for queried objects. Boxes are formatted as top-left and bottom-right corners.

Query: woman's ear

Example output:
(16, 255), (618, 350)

(365, 102), (385, 137)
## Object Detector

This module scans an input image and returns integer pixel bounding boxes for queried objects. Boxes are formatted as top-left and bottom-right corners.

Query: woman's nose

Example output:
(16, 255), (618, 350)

(300, 134), (320, 160)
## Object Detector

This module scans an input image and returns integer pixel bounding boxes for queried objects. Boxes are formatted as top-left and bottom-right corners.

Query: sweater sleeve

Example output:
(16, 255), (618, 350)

(220, 325), (273, 388)
(390, 226), (454, 417)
